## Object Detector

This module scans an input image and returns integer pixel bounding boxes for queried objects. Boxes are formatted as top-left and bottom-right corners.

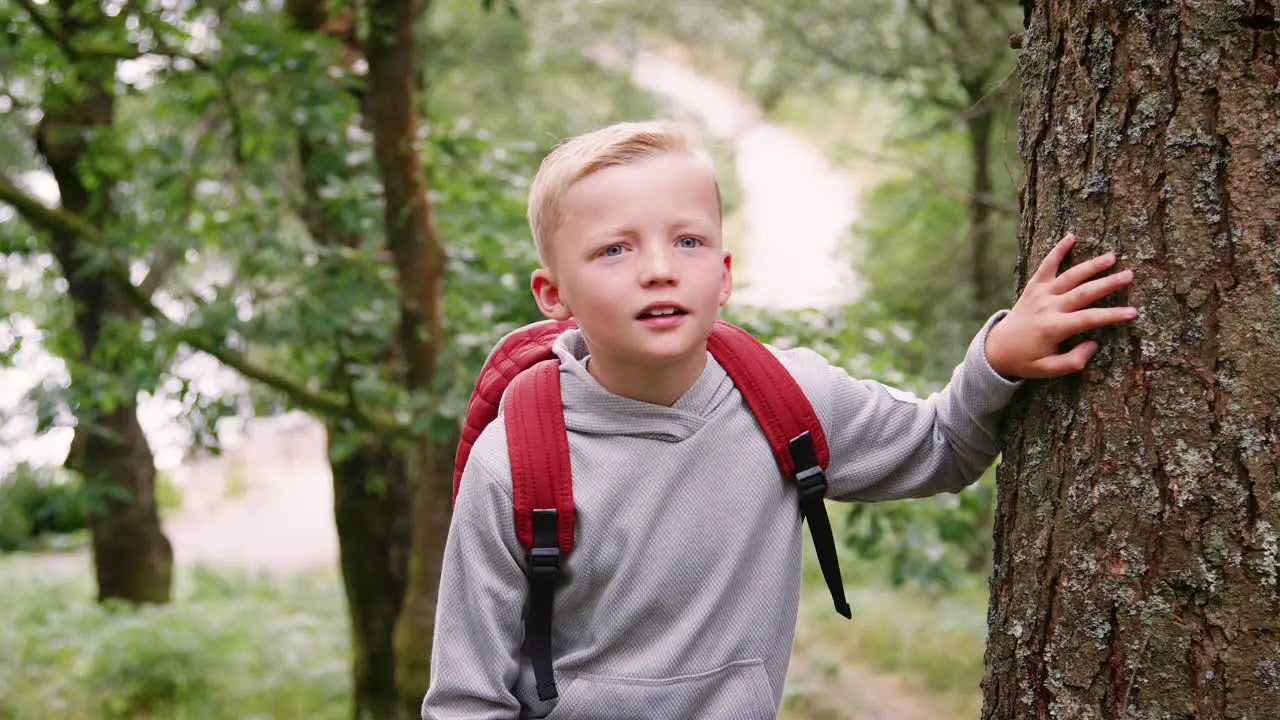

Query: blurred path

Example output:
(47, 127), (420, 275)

(14, 413), (339, 577)
(161, 413), (338, 573)
(591, 46), (864, 309)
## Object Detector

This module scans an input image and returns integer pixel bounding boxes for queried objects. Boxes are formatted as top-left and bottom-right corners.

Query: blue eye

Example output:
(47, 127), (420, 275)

(678, 236), (702, 249)
(602, 244), (625, 257)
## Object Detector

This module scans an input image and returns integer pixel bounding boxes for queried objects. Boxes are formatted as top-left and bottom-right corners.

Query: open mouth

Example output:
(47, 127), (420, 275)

(634, 304), (686, 316)
(637, 306), (688, 320)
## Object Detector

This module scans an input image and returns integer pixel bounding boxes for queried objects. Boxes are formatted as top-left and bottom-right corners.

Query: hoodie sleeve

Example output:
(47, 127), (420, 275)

(780, 311), (1023, 503)
(421, 426), (526, 720)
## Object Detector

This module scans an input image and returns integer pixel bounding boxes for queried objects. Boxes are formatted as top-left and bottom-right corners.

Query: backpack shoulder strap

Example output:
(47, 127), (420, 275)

(706, 320), (852, 619)
(453, 318), (577, 502)
(452, 319), (577, 701)
(503, 357), (574, 702)
(503, 358), (576, 556)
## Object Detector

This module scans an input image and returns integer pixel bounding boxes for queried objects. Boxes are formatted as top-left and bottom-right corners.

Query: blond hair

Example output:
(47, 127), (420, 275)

(527, 120), (718, 266)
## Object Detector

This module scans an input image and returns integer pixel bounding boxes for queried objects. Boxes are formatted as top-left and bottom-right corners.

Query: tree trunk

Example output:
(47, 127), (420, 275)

(64, 405), (173, 604)
(984, 2), (1279, 718)
(284, 3), (422, 716)
(35, 1), (172, 604)
(393, 434), (454, 717)
(288, 0), (461, 712)
(330, 434), (413, 720)
(360, 2), (453, 714)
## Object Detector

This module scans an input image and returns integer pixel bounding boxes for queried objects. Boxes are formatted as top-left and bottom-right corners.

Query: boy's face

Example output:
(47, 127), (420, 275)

(531, 151), (732, 372)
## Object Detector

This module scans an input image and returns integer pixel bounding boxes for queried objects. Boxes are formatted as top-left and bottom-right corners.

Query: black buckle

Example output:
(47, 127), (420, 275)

(794, 465), (829, 500)
(789, 432), (828, 501)
(529, 546), (561, 578)
(528, 508), (561, 579)
(787, 431), (852, 619)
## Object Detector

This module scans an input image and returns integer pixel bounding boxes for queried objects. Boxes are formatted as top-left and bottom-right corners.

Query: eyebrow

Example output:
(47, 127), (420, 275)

(587, 227), (639, 243)
(670, 219), (716, 235)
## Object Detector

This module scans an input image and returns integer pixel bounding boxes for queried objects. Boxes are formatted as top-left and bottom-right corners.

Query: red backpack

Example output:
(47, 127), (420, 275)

(452, 318), (850, 701)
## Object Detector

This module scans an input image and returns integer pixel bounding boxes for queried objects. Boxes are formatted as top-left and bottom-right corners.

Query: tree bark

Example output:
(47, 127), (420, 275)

(392, 433), (454, 717)
(287, 0), (450, 714)
(283, 3), (424, 717)
(330, 435), (413, 720)
(359, 2), (453, 716)
(34, 0), (173, 604)
(984, 2), (1280, 718)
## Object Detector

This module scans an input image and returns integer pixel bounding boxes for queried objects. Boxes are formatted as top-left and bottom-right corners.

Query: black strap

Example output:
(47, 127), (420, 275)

(526, 508), (561, 701)
(789, 432), (852, 619)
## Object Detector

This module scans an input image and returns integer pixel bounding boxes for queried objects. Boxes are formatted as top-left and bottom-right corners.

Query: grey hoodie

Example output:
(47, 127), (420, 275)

(422, 313), (1021, 719)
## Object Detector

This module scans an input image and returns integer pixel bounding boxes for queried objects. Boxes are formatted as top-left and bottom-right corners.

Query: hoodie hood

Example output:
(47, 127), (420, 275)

(551, 327), (737, 442)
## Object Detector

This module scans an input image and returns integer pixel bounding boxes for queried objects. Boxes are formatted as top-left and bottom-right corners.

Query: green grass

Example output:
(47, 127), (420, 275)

(792, 581), (987, 719)
(0, 560), (350, 720)
(788, 503), (989, 719)
(2, 509), (987, 720)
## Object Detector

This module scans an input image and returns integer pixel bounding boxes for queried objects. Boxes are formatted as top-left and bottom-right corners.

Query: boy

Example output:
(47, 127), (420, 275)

(422, 120), (1136, 719)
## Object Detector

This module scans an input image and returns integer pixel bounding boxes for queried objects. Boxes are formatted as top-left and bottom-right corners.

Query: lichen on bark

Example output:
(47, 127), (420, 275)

(984, 1), (1280, 718)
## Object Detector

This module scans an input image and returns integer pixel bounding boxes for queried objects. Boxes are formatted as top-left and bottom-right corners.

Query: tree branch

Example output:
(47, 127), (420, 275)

(908, 0), (971, 86)
(894, 67), (1018, 146)
(137, 243), (184, 296)
(12, 0), (78, 58)
(16, 0), (247, 165)
(0, 175), (413, 437)
(732, 0), (908, 85)
(0, 174), (95, 239)
(122, 0), (247, 163)
(731, 0), (971, 111)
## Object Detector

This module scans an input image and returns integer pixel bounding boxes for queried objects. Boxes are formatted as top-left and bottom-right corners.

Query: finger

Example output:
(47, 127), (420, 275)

(1057, 306), (1139, 337)
(1050, 252), (1118, 294)
(1030, 340), (1099, 377)
(1030, 233), (1077, 285)
(1061, 269), (1134, 310)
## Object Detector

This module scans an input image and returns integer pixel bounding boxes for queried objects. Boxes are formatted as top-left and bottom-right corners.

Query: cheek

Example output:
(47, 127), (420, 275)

(560, 272), (620, 315)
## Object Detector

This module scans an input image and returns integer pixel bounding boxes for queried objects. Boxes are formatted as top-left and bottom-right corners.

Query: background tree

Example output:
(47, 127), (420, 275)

(984, 1), (1279, 717)
(1, 0), (182, 604)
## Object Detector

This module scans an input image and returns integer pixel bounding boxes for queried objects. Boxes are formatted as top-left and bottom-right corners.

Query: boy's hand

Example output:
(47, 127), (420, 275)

(985, 233), (1137, 380)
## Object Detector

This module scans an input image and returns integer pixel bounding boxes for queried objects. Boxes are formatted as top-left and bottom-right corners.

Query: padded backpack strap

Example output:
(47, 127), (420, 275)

(707, 321), (852, 619)
(504, 358), (575, 701)
(453, 318), (577, 502)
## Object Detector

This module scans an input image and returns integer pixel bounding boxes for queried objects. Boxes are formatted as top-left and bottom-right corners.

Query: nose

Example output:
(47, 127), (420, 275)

(638, 245), (678, 287)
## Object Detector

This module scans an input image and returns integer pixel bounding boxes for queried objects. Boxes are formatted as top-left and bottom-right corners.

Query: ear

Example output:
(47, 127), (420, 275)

(718, 251), (733, 307)
(531, 267), (572, 320)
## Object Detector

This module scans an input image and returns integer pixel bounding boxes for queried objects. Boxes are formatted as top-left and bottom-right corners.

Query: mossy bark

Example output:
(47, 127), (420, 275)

(286, 0), (450, 714)
(984, 2), (1279, 718)
(329, 436), (413, 720)
(284, 0), (448, 714)
(361, 0), (453, 713)
(393, 435), (454, 719)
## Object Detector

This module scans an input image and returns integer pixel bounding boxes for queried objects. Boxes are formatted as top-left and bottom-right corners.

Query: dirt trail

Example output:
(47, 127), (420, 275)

(161, 413), (338, 573)
(590, 45), (865, 309)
